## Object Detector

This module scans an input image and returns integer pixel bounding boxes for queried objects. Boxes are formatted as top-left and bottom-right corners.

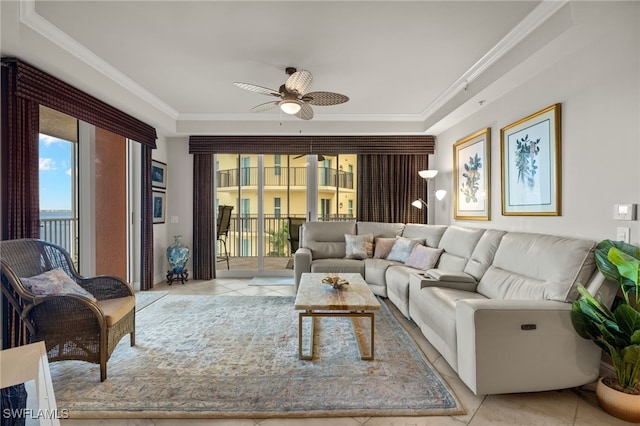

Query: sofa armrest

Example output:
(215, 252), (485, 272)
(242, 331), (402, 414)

(455, 299), (601, 395)
(294, 248), (312, 291)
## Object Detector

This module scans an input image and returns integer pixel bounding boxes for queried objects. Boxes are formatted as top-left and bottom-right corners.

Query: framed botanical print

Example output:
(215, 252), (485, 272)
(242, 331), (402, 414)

(501, 103), (561, 216)
(454, 128), (490, 220)
(151, 160), (167, 189)
(152, 191), (166, 224)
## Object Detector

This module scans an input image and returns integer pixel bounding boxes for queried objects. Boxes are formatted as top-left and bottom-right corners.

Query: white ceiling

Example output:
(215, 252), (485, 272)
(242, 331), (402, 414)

(1, 1), (571, 136)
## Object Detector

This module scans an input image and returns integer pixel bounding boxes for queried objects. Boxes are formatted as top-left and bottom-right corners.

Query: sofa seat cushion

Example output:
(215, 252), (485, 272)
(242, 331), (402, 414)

(310, 258), (364, 276)
(411, 287), (488, 365)
(364, 258), (399, 286)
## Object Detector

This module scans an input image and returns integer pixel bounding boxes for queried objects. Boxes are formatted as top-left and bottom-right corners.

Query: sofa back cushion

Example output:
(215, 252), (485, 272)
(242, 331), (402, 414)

(436, 226), (486, 272)
(357, 221), (405, 238)
(401, 224), (448, 248)
(477, 232), (597, 302)
(464, 229), (507, 280)
(301, 221), (357, 259)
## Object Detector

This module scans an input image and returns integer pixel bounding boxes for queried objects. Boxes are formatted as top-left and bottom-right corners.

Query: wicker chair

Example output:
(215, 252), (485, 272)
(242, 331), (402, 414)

(0, 239), (135, 382)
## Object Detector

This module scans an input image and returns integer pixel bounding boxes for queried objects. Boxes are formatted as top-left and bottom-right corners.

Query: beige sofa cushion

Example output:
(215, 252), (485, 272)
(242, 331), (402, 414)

(401, 224), (448, 247)
(437, 226), (486, 271)
(310, 258), (364, 276)
(477, 232), (596, 302)
(357, 221), (405, 237)
(463, 229), (507, 280)
(302, 222), (356, 259)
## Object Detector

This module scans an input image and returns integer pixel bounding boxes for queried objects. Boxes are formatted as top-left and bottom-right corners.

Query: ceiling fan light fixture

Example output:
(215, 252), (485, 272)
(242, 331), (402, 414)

(280, 100), (302, 115)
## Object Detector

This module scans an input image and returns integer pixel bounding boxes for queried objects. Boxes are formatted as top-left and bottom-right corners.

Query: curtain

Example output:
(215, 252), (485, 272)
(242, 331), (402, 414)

(358, 154), (429, 224)
(192, 154), (215, 280)
(140, 146), (154, 290)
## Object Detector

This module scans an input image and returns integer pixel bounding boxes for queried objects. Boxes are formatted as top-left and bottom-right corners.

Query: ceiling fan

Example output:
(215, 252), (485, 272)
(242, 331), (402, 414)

(233, 67), (349, 120)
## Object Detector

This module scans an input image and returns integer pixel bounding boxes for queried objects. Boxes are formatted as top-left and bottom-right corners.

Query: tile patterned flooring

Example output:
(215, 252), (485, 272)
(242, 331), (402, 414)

(61, 279), (633, 426)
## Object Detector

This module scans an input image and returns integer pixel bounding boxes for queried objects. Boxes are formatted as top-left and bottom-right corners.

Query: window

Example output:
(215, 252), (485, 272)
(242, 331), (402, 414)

(274, 197), (281, 218)
(274, 155), (281, 176)
(241, 198), (250, 230)
(240, 156), (251, 186)
(320, 198), (331, 219)
(348, 199), (353, 217)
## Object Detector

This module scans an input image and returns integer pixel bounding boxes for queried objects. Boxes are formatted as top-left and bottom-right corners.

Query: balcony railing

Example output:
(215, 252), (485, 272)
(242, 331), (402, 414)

(40, 218), (77, 259)
(220, 214), (354, 258)
(217, 167), (354, 189)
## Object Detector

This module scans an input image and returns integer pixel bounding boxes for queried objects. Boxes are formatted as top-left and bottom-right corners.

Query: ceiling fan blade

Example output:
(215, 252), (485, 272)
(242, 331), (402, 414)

(233, 82), (280, 97)
(285, 70), (313, 96)
(296, 103), (314, 120)
(250, 101), (280, 113)
(303, 91), (349, 106)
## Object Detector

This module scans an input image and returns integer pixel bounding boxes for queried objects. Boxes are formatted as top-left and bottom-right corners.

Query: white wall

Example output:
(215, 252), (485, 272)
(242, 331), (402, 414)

(151, 135), (171, 285)
(431, 1), (640, 244)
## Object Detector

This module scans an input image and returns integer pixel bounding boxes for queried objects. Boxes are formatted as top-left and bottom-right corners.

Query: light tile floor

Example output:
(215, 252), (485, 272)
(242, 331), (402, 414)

(61, 279), (633, 426)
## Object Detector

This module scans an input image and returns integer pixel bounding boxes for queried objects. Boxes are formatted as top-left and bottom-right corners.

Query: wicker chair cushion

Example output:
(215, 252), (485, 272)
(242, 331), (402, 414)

(96, 296), (135, 326)
(21, 268), (97, 302)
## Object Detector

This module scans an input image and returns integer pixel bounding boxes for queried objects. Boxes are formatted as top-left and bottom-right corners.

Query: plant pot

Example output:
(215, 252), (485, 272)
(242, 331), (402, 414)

(596, 377), (640, 423)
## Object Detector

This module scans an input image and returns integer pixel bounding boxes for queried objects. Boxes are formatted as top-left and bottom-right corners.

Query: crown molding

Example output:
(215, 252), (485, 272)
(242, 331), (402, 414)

(419, 0), (569, 121)
(19, 0), (180, 120)
(178, 112), (422, 122)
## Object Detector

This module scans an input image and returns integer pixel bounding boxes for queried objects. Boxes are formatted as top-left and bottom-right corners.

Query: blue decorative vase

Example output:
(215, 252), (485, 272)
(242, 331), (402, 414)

(167, 235), (190, 274)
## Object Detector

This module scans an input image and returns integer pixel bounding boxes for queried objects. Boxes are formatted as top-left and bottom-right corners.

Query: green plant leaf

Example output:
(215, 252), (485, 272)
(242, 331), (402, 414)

(609, 247), (640, 286)
(632, 330), (640, 345)
(613, 304), (640, 337)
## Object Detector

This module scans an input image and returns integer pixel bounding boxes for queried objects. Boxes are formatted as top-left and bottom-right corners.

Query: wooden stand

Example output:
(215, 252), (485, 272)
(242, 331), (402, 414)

(166, 269), (189, 285)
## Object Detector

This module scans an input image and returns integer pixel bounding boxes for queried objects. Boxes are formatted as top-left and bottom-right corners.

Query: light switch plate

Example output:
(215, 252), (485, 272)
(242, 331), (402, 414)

(617, 227), (630, 243)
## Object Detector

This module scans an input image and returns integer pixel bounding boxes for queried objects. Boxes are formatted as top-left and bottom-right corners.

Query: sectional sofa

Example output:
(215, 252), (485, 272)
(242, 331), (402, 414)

(293, 221), (618, 395)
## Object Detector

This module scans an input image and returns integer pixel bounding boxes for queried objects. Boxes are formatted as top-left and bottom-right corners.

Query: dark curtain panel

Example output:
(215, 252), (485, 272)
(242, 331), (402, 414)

(140, 146), (154, 290)
(358, 154), (428, 224)
(1, 63), (40, 349)
(192, 154), (215, 280)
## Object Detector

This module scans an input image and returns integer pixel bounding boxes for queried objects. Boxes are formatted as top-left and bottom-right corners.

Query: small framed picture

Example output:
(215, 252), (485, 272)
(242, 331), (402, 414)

(453, 128), (490, 221)
(500, 103), (561, 216)
(152, 191), (166, 224)
(151, 160), (167, 189)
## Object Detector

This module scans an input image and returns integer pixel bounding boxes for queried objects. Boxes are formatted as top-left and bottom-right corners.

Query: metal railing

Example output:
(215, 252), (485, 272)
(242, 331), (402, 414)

(217, 167), (354, 189)
(219, 214), (355, 258)
(40, 218), (77, 259)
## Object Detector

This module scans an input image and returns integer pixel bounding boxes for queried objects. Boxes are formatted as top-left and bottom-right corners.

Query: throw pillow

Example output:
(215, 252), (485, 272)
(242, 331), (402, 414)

(386, 237), (425, 263)
(373, 237), (396, 259)
(345, 234), (374, 260)
(404, 244), (444, 270)
(21, 268), (97, 302)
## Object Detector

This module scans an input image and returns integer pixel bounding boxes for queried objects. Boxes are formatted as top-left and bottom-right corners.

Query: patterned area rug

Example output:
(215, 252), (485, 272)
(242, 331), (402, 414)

(50, 295), (463, 418)
(134, 290), (168, 311)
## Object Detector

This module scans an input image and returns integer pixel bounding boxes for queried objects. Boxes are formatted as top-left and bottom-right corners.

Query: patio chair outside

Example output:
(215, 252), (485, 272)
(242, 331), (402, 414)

(216, 205), (234, 269)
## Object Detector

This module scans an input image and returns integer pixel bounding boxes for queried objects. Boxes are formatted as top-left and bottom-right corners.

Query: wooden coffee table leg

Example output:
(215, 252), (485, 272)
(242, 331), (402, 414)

(351, 312), (375, 360)
(298, 311), (315, 360)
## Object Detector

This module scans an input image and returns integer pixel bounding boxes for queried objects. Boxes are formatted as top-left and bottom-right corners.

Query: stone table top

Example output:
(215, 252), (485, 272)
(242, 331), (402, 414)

(294, 273), (381, 311)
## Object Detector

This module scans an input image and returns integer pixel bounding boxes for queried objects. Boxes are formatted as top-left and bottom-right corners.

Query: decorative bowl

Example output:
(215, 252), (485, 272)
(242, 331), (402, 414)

(322, 276), (350, 289)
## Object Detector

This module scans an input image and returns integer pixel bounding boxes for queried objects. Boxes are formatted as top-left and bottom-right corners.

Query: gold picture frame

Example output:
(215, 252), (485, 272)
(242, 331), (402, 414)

(454, 128), (490, 221)
(501, 104), (561, 216)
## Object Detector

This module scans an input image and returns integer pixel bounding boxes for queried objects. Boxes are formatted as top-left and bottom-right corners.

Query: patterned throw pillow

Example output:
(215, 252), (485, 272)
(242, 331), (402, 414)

(386, 237), (425, 263)
(345, 234), (374, 260)
(373, 237), (396, 259)
(21, 268), (97, 302)
(404, 244), (444, 270)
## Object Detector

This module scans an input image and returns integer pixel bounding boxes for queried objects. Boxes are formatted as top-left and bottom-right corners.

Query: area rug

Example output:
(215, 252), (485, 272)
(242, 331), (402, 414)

(249, 277), (294, 286)
(134, 290), (168, 311)
(49, 295), (463, 418)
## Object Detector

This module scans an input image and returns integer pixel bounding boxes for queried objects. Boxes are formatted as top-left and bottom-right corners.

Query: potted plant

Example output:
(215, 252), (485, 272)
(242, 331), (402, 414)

(571, 239), (640, 422)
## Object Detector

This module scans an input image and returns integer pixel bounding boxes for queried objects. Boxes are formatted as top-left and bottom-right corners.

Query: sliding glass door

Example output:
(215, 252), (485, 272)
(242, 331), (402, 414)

(215, 153), (357, 275)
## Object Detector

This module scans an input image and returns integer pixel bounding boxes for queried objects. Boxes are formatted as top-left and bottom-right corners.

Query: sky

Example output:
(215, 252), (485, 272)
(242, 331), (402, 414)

(39, 134), (72, 211)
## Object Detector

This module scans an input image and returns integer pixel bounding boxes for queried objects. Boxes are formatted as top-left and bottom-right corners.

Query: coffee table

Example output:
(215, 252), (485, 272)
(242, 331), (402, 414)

(294, 272), (381, 360)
